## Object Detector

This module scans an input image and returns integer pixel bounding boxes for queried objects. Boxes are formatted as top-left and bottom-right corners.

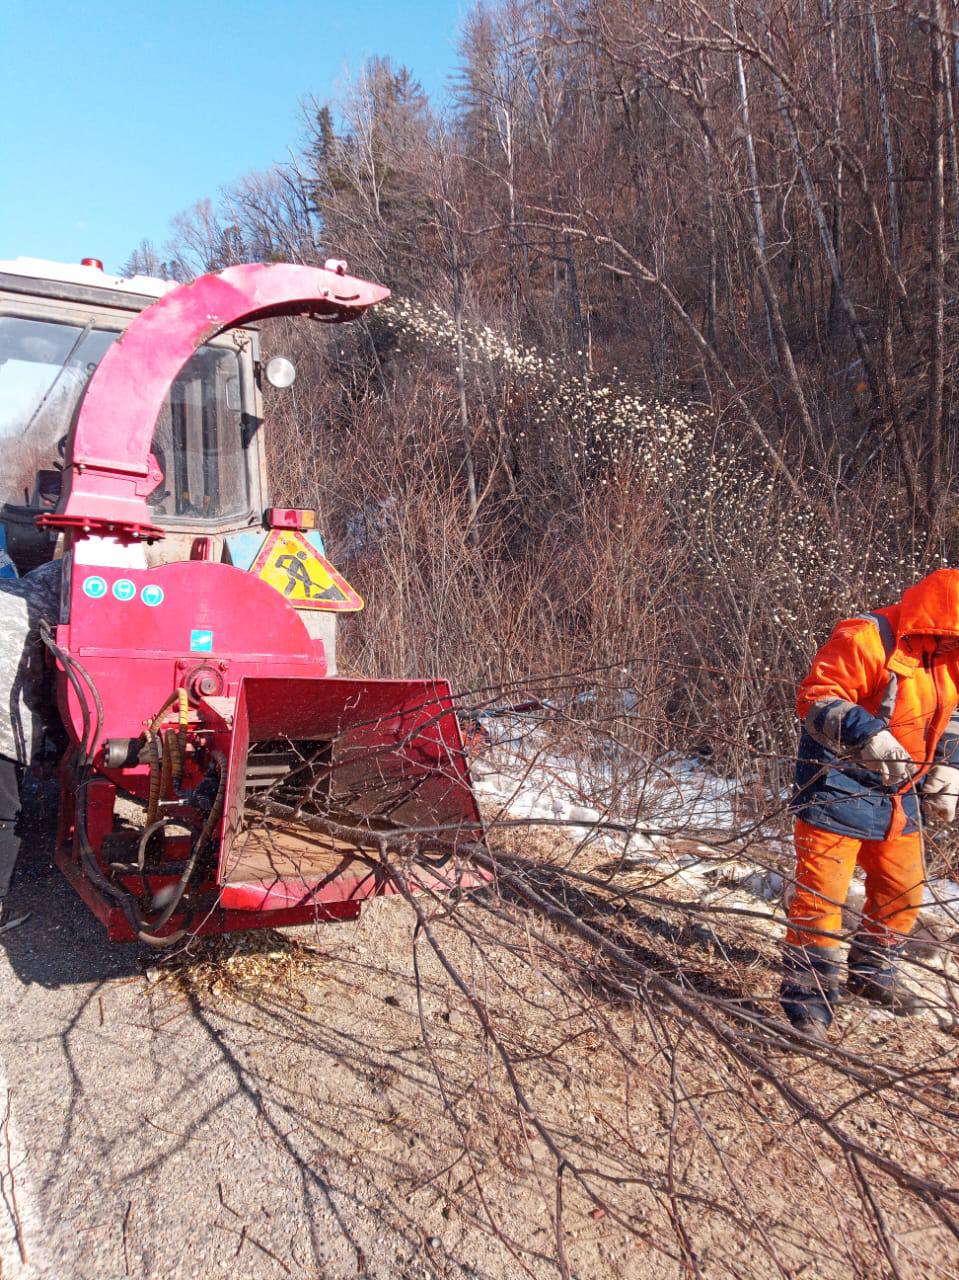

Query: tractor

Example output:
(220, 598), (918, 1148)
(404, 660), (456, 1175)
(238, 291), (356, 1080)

(0, 256), (482, 944)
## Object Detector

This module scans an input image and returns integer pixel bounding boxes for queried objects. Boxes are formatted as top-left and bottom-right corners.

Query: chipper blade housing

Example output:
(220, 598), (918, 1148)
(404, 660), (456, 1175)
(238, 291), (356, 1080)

(212, 676), (484, 913)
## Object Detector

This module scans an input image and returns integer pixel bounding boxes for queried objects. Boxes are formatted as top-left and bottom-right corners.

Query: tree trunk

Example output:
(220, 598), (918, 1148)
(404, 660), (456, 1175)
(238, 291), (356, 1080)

(824, 0), (844, 335)
(867, 7), (901, 269)
(927, 0), (947, 523)
(730, 2), (776, 364)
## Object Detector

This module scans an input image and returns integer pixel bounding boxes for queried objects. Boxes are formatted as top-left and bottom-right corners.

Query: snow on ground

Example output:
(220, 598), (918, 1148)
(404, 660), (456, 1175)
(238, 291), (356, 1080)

(470, 713), (959, 939)
(922, 877), (959, 934)
(471, 712), (738, 851)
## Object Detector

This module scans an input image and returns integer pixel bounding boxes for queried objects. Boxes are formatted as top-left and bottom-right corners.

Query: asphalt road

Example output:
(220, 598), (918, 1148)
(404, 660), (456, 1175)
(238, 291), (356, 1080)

(0, 818), (475, 1280)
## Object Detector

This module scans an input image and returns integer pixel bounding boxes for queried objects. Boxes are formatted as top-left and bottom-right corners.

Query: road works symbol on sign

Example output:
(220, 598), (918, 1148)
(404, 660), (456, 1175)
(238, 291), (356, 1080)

(252, 530), (364, 612)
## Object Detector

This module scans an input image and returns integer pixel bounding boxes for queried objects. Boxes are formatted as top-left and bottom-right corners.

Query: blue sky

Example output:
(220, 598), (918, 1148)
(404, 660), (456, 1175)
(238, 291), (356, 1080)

(1, 0), (465, 272)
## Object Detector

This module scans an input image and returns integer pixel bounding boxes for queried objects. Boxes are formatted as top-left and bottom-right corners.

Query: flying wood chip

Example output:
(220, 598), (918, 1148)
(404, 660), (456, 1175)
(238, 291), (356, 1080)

(251, 530), (364, 612)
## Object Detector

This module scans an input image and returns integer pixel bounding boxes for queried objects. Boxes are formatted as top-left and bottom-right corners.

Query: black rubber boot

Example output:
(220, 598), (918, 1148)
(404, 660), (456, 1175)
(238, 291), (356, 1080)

(780, 945), (841, 1037)
(847, 937), (923, 1016)
(791, 1016), (829, 1044)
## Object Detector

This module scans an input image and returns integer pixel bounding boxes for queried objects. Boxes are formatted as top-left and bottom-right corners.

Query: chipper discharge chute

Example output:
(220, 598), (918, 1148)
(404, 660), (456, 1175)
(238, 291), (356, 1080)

(0, 257), (484, 943)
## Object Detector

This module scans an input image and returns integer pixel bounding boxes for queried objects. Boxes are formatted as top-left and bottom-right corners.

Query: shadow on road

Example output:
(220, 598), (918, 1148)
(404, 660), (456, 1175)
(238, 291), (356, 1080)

(0, 794), (141, 988)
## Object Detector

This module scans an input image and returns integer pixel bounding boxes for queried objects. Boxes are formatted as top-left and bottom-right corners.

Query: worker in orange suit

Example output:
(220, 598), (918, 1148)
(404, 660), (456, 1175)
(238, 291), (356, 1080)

(783, 568), (959, 1040)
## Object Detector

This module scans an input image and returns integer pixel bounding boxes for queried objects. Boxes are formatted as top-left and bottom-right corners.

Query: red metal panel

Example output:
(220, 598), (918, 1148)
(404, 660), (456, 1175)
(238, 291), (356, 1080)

(67, 561), (315, 656)
(216, 863), (487, 912)
(58, 560), (321, 755)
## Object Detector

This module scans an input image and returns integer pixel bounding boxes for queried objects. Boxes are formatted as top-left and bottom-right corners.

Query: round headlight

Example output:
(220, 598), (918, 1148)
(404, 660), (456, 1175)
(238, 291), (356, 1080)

(265, 356), (296, 389)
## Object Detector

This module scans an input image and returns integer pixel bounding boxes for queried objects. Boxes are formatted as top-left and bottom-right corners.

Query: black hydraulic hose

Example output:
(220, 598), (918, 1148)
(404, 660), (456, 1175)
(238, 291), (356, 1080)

(64, 651), (104, 764)
(136, 819), (167, 874)
(144, 733), (162, 826)
(40, 621), (91, 763)
(40, 623), (105, 769)
(138, 927), (186, 949)
(193, 752), (228, 855)
(136, 751), (227, 943)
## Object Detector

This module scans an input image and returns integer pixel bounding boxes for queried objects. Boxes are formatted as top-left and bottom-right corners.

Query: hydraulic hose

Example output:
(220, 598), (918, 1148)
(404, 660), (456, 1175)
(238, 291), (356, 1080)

(40, 621), (91, 762)
(137, 927), (187, 949)
(143, 689), (188, 872)
(134, 747), (226, 942)
(166, 729), (182, 791)
(64, 651), (104, 763)
(144, 732), (162, 826)
(136, 819), (167, 875)
(158, 731), (173, 806)
(43, 643), (203, 942)
(193, 751), (228, 854)
(148, 689), (180, 732)
(133, 687), (219, 944)
(175, 688), (189, 783)
(136, 751), (227, 944)
(145, 689), (188, 819)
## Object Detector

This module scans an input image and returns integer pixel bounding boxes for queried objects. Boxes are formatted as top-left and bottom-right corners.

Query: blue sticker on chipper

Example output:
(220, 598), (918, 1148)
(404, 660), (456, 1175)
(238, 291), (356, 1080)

(82, 576), (107, 599)
(112, 578), (135, 602)
(141, 584), (164, 607)
(190, 629), (214, 653)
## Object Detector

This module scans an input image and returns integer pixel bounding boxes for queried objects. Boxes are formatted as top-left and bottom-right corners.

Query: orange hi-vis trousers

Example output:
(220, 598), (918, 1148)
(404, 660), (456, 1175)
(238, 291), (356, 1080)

(786, 819), (925, 949)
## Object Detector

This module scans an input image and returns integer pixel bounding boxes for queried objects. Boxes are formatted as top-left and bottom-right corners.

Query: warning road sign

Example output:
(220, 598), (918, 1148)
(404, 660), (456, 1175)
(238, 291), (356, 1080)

(251, 530), (364, 612)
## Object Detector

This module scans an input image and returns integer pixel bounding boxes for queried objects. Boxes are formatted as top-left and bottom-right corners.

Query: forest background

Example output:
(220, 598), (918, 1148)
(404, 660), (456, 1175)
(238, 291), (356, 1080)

(125, 0), (959, 806)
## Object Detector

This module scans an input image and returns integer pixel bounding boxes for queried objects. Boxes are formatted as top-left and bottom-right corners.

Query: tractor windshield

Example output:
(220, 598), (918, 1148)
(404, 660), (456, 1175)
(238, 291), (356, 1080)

(0, 314), (253, 522)
(0, 317), (115, 509)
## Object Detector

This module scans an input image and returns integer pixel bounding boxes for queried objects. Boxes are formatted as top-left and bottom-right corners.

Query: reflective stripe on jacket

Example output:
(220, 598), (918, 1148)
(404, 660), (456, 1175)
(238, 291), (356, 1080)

(792, 568), (959, 840)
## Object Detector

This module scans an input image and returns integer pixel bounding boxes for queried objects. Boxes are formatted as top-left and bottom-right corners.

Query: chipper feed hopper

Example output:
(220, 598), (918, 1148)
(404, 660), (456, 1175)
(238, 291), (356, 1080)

(0, 257), (483, 943)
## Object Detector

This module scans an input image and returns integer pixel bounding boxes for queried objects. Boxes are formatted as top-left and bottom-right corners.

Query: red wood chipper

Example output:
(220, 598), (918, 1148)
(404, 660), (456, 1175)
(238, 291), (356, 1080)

(0, 257), (483, 943)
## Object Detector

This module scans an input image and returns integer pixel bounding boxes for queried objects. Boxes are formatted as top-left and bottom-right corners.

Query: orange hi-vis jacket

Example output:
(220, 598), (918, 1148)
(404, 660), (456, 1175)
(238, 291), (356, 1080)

(793, 569), (959, 840)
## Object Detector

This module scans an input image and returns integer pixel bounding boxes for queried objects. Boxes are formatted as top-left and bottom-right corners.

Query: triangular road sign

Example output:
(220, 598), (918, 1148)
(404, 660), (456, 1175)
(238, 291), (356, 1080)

(251, 530), (364, 612)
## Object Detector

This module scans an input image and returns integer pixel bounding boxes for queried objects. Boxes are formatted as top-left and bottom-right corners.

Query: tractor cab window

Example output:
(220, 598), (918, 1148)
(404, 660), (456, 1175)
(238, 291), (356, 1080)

(148, 345), (250, 521)
(0, 313), (255, 523)
(0, 315), (116, 508)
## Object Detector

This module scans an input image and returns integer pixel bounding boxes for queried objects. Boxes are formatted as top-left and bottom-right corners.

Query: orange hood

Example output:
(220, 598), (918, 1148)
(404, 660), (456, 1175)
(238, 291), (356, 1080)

(897, 568), (959, 638)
